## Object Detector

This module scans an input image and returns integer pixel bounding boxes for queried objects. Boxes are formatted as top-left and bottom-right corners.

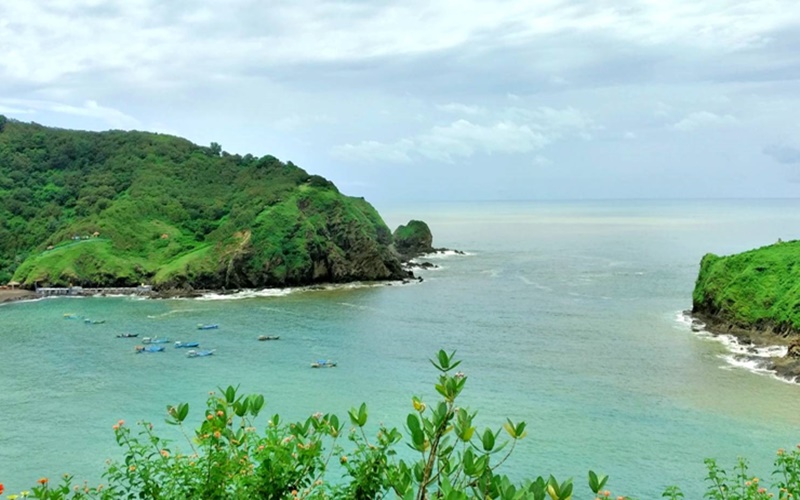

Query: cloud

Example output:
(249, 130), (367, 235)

(436, 103), (485, 115)
(671, 111), (737, 131)
(332, 105), (593, 163)
(763, 144), (800, 164)
(0, 98), (139, 128)
(332, 139), (414, 164)
(271, 113), (335, 132)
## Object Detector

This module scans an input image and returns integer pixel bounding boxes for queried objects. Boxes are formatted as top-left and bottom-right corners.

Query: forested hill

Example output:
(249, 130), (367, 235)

(692, 240), (800, 333)
(0, 116), (408, 289)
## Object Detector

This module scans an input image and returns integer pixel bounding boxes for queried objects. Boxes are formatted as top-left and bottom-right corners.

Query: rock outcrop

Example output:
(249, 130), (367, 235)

(393, 220), (435, 260)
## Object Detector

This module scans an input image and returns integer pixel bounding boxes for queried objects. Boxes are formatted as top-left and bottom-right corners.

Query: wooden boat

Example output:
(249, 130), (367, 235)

(174, 341), (200, 348)
(257, 335), (280, 341)
(135, 345), (165, 353)
(311, 360), (337, 368)
(63, 313), (79, 319)
(116, 333), (139, 338)
(197, 324), (219, 330)
(187, 349), (215, 358)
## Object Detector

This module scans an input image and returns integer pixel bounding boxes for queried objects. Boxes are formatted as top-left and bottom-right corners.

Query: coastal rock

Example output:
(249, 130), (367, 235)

(393, 220), (435, 260)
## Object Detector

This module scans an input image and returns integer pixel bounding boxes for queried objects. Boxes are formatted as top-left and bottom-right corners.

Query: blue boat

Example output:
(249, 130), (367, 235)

(311, 360), (337, 368)
(187, 349), (215, 358)
(197, 324), (219, 330)
(174, 341), (200, 348)
(135, 345), (165, 353)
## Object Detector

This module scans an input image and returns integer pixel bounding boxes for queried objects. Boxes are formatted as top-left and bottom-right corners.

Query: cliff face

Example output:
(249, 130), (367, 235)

(0, 117), (410, 290)
(692, 240), (800, 335)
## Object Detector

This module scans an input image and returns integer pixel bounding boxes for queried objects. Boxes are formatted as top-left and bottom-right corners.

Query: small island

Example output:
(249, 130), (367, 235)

(692, 239), (800, 380)
(0, 117), (432, 295)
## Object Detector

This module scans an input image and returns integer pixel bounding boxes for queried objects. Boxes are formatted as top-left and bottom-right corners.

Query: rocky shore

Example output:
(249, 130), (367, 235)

(690, 310), (800, 382)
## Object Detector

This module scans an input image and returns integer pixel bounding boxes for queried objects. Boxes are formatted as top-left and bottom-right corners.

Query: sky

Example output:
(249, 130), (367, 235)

(2, 0), (800, 202)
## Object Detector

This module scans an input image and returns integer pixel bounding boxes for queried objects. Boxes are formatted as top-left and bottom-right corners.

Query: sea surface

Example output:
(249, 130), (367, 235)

(3, 199), (800, 498)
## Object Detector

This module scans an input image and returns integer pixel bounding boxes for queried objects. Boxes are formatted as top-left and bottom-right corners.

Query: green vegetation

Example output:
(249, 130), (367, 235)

(0, 117), (406, 289)
(692, 240), (800, 331)
(7, 351), (800, 499)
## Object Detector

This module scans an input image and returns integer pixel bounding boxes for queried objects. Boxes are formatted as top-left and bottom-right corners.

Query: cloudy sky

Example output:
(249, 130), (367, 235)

(2, 0), (800, 202)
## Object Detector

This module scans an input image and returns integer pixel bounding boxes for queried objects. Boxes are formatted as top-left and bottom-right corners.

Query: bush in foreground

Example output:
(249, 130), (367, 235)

(6, 351), (800, 499)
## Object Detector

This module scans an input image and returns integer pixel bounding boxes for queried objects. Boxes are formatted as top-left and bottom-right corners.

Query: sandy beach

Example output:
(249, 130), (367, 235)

(0, 289), (36, 303)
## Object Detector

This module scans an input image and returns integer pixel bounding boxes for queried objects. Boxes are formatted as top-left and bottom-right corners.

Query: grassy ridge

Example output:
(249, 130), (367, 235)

(692, 240), (800, 330)
(0, 117), (406, 288)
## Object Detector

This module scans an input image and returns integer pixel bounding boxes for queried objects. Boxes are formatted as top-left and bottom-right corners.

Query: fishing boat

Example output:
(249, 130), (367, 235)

(135, 345), (165, 353)
(174, 341), (200, 348)
(310, 360), (337, 368)
(116, 333), (139, 338)
(186, 349), (215, 358)
(63, 313), (79, 319)
(197, 324), (219, 330)
(142, 337), (170, 344)
(84, 319), (105, 324)
(257, 335), (280, 341)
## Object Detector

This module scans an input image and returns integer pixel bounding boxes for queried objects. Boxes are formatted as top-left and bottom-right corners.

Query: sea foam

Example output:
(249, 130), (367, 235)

(194, 280), (417, 301)
(676, 310), (791, 383)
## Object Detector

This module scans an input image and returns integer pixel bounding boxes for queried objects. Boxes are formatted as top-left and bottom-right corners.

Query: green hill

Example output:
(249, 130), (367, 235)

(0, 117), (408, 289)
(692, 240), (800, 333)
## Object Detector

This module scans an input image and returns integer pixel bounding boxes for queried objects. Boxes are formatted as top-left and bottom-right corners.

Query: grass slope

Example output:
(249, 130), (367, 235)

(692, 240), (800, 330)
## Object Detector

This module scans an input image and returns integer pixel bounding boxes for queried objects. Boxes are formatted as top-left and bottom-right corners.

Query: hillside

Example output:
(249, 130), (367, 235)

(692, 240), (800, 335)
(0, 117), (409, 290)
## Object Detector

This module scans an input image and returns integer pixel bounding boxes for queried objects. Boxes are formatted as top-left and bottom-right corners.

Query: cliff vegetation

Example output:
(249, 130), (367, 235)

(0, 117), (408, 290)
(692, 240), (800, 333)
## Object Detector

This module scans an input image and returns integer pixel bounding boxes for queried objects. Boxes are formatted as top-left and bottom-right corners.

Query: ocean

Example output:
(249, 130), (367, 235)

(2, 199), (800, 498)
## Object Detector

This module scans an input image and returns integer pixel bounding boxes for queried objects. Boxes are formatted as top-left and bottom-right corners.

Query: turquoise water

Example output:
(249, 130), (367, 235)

(3, 199), (800, 498)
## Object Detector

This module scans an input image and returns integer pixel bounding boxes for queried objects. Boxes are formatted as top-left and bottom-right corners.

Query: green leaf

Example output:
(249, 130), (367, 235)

(224, 385), (236, 404)
(249, 394), (264, 416)
(178, 402), (189, 422)
(358, 402), (368, 427)
(481, 427), (496, 452)
(438, 349), (449, 368)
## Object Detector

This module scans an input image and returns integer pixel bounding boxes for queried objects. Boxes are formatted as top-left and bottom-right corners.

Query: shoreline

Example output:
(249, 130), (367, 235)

(688, 310), (800, 384)
(0, 289), (37, 304)
(0, 277), (427, 304)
